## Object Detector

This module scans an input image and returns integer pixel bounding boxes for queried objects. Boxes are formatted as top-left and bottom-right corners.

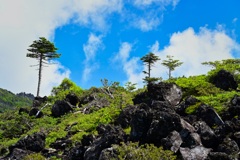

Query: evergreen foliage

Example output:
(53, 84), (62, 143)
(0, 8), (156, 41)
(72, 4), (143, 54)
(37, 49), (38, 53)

(141, 52), (161, 84)
(162, 55), (183, 79)
(27, 37), (61, 96)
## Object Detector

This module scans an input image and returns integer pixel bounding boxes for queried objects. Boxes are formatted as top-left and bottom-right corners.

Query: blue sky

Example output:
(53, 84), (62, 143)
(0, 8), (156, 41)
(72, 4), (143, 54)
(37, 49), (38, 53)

(0, 0), (239, 96)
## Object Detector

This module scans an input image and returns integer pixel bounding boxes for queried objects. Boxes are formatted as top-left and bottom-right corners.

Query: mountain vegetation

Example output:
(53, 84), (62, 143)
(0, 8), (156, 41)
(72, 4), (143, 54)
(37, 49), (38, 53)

(0, 89), (33, 112)
(0, 58), (240, 159)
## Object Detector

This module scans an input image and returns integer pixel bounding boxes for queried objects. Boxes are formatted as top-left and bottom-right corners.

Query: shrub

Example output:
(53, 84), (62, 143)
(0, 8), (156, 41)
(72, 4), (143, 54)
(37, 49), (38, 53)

(113, 142), (176, 160)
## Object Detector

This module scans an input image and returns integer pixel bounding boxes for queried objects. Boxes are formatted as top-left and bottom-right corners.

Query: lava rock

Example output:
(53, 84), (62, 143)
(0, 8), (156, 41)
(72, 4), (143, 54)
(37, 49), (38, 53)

(210, 69), (238, 91)
(115, 105), (135, 128)
(161, 130), (183, 153)
(51, 100), (73, 117)
(66, 93), (79, 106)
(29, 107), (43, 118)
(84, 124), (125, 160)
(9, 132), (45, 153)
(180, 146), (211, 160)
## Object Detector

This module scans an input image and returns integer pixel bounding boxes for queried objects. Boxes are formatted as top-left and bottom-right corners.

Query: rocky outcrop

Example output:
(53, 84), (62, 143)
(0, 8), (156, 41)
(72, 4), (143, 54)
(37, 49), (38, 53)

(51, 100), (73, 117)
(210, 69), (238, 91)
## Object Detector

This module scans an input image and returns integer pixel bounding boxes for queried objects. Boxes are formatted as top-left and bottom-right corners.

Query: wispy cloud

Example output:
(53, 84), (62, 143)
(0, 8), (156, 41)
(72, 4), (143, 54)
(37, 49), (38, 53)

(133, 0), (180, 8)
(130, 0), (179, 32)
(82, 33), (104, 82)
(71, 0), (123, 31)
(113, 42), (144, 87)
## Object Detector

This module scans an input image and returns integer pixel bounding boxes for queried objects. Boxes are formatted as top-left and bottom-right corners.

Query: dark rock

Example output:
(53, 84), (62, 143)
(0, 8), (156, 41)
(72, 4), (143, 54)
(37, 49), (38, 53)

(207, 152), (231, 160)
(81, 96), (110, 114)
(210, 69), (238, 91)
(233, 132), (240, 147)
(217, 138), (239, 156)
(33, 96), (48, 107)
(196, 104), (224, 127)
(18, 107), (29, 115)
(180, 146), (211, 160)
(231, 95), (240, 106)
(130, 103), (152, 142)
(81, 134), (95, 146)
(51, 100), (73, 117)
(146, 111), (182, 145)
(2, 148), (33, 160)
(147, 82), (182, 106)
(84, 124), (125, 160)
(99, 147), (118, 160)
(161, 131), (183, 153)
(176, 96), (199, 116)
(151, 100), (175, 113)
(132, 91), (150, 105)
(9, 132), (45, 153)
(29, 107), (44, 118)
(180, 131), (202, 149)
(66, 93), (79, 106)
(214, 121), (234, 140)
(50, 138), (72, 150)
(193, 121), (218, 149)
(67, 144), (85, 160)
(115, 105), (135, 128)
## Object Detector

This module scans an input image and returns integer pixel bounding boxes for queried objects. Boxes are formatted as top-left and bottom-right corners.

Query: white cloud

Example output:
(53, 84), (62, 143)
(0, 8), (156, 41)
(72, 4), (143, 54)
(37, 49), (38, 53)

(0, 0), (121, 96)
(133, 0), (179, 8)
(82, 33), (103, 81)
(131, 0), (178, 32)
(148, 27), (240, 80)
(71, 0), (123, 31)
(135, 16), (162, 32)
(113, 42), (144, 87)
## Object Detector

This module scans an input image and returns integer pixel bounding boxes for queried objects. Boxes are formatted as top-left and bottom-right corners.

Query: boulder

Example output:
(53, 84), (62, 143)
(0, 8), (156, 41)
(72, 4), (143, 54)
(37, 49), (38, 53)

(84, 124), (125, 160)
(115, 105), (135, 128)
(180, 146), (211, 160)
(193, 121), (218, 149)
(176, 96), (199, 116)
(217, 138), (239, 156)
(67, 144), (85, 160)
(196, 104), (224, 127)
(147, 82), (182, 106)
(2, 148), (33, 160)
(161, 131), (183, 153)
(18, 108), (29, 115)
(130, 103), (152, 142)
(9, 132), (45, 153)
(207, 152), (231, 160)
(210, 69), (238, 91)
(81, 97), (110, 114)
(146, 111), (182, 145)
(51, 100), (73, 117)
(66, 93), (79, 106)
(32, 96), (48, 107)
(29, 107), (44, 118)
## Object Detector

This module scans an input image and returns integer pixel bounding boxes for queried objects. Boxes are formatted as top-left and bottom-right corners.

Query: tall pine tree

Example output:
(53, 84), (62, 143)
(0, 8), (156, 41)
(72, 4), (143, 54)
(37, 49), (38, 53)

(27, 37), (60, 96)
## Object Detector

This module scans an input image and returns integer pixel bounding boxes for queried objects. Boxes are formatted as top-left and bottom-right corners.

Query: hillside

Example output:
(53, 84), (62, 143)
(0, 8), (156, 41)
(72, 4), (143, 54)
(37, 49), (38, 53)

(0, 88), (34, 112)
(0, 65), (240, 159)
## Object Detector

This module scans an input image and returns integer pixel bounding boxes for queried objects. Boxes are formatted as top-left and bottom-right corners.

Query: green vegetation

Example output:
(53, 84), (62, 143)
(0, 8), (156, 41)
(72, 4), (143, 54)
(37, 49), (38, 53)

(0, 88), (32, 112)
(0, 58), (240, 159)
(113, 142), (176, 160)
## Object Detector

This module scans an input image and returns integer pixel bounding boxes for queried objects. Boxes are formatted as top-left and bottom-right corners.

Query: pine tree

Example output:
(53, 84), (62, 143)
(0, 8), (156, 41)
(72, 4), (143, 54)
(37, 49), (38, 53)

(27, 37), (61, 96)
(140, 52), (161, 84)
(162, 55), (183, 79)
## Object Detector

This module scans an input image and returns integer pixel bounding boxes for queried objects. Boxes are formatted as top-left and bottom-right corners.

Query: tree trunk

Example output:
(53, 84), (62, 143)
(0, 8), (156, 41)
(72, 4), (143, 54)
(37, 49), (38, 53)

(148, 63), (151, 78)
(37, 53), (43, 97)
